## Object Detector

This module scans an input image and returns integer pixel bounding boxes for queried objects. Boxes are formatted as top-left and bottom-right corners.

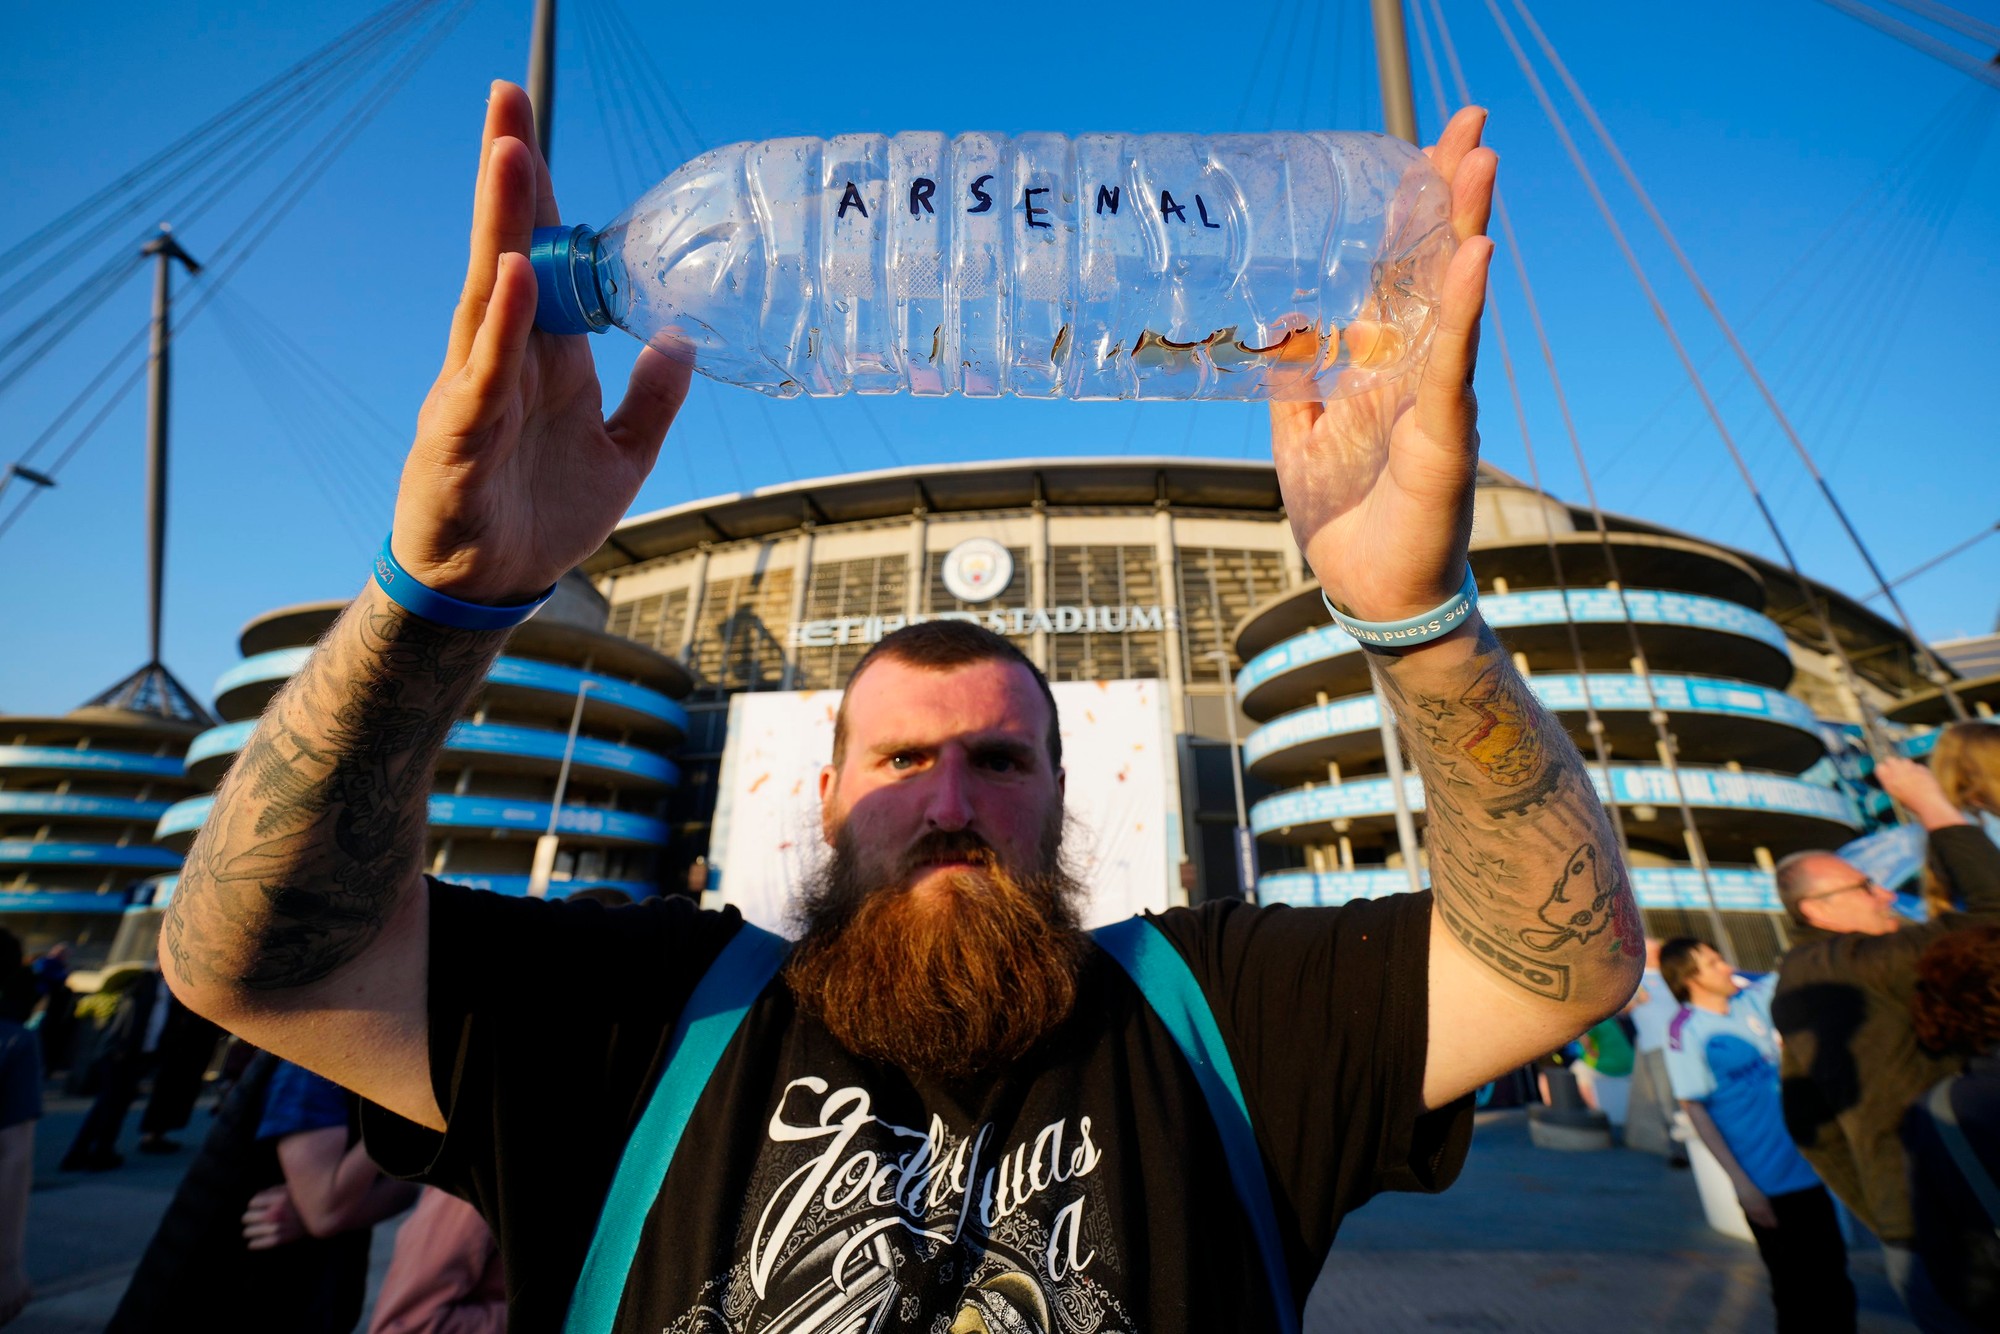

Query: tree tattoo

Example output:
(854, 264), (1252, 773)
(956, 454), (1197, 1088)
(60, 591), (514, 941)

(164, 590), (503, 993)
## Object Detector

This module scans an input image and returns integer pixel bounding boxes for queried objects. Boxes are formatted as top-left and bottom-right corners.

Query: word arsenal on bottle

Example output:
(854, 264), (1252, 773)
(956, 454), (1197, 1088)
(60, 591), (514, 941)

(834, 178), (1228, 230)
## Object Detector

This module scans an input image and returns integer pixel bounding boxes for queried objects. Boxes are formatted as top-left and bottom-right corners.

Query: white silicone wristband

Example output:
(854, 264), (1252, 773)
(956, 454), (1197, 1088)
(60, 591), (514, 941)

(1320, 564), (1479, 650)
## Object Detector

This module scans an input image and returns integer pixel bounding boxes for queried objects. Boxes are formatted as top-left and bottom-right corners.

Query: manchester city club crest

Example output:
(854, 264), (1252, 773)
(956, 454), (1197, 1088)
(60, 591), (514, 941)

(940, 538), (1015, 604)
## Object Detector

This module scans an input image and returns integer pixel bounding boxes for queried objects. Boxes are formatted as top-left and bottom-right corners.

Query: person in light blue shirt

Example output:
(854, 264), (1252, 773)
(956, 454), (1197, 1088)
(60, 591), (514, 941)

(1661, 937), (1855, 1334)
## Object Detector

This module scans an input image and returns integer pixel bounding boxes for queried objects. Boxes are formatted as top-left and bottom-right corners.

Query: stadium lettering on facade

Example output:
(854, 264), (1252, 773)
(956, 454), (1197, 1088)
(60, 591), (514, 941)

(789, 605), (1176, 648)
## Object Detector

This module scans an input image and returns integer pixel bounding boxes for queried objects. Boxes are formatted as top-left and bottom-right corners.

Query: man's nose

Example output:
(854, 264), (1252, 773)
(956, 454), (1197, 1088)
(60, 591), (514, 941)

(922, 754), (976, 831)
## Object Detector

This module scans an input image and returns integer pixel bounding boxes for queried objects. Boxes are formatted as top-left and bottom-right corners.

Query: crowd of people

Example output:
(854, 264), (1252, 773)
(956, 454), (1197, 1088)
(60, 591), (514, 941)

(1599, 722), (2000, 1333)
(10, 727), (1995, 1334)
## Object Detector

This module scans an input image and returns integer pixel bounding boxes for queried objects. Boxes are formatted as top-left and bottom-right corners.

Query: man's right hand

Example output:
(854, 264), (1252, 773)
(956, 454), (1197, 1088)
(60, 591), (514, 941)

(1876, 756), (1967, 832)
(161, 83), (693, 1133)
(392, 80), (690, 604)
(243, 1184), (305, 1251)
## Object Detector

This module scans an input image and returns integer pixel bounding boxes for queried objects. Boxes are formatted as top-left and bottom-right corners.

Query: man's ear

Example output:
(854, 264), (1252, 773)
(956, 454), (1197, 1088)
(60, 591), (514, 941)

(818, 765), (838, 846)
(1056, 766), (1066, 799)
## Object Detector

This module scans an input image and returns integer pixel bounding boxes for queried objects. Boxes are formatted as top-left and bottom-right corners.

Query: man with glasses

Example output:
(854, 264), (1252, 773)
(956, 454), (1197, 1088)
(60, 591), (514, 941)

(1771, 759), (2000, 1333)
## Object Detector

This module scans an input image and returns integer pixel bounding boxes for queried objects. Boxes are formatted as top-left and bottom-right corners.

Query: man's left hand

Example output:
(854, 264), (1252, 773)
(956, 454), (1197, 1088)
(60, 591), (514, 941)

(1270, 108), (1496, 624)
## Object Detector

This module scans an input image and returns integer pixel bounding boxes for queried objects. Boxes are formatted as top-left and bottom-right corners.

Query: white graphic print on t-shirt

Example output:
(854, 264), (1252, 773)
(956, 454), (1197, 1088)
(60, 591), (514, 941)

(664, 1075), (1138, 1334)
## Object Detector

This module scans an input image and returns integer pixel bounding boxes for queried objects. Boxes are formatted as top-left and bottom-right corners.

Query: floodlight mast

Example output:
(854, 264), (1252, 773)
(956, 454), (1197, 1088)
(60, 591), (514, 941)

(1366, 2), (1426, 885)
(141, 226), (201, 669)
(527, 0), (556, 165)
(1372, 0), (1421, 144)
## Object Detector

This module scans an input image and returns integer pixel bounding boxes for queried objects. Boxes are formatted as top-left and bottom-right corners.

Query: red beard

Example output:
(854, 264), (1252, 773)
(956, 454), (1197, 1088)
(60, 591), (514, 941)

(784, 826), (1085, 1081)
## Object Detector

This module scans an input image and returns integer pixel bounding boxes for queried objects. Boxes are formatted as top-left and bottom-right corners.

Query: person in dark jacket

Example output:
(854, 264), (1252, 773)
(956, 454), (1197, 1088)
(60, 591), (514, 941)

(0, 930), (40, 1321)
(134, 999), (221, 1154)
(1901, 924), (2000, 1328)
(30, 944), (75, 1074)
(109, 1053), (416, 1334)
(1772, 755), (2000, 1333)
(61, 966), (172, 1171)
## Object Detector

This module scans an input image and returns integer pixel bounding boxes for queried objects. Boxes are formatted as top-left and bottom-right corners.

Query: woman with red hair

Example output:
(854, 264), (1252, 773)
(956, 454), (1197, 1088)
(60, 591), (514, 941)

(1903, 924), (2000, 1326)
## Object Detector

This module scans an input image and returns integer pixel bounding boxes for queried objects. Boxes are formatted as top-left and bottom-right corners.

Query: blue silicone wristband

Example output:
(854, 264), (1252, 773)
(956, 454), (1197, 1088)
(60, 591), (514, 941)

(1321, 564), (1479, 649)
(372, 536), (555, 632)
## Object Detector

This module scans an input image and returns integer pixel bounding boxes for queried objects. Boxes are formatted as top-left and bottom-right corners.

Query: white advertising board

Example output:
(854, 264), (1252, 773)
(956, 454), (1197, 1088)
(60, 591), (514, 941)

(708, 680), (1182, 934)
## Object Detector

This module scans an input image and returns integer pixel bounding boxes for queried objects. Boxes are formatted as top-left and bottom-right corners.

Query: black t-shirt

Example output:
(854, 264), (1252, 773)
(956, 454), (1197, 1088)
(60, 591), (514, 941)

(362, 880), (1472, 1333)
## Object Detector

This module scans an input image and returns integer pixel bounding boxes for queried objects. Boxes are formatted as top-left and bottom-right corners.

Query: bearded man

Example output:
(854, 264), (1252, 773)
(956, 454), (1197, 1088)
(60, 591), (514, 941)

(161, 84), (1642, 1333)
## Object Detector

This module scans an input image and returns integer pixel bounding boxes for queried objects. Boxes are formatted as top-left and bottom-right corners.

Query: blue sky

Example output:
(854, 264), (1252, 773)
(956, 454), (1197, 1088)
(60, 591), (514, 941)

(2, 0), (1996, 717)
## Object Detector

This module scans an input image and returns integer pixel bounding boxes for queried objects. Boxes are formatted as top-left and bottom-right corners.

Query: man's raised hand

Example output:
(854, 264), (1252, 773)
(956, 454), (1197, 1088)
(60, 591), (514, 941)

(392, 81), (691, 606)
(1269, 107), (1496, 625)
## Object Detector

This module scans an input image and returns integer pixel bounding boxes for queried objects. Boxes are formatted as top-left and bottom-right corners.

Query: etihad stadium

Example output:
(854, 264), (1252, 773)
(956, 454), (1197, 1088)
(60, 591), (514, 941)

(4, 456), (1967, 972)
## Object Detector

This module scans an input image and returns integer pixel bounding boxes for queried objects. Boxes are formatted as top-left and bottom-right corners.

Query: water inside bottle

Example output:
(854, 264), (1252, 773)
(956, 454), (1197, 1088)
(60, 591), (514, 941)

(592, 129), (1449, 401)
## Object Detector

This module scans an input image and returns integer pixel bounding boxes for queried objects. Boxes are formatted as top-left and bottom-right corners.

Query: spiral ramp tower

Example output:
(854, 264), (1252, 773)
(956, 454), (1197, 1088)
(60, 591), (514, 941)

(0, 705), (204, 969)
(1235, 471), (1918, 971)
(147, 576), (692, 956)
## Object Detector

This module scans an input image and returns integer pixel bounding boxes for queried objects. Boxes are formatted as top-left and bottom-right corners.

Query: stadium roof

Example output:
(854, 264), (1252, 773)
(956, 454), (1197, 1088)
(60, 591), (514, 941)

(588, 456), (1537, 575)
(586, 454), (1936, 694)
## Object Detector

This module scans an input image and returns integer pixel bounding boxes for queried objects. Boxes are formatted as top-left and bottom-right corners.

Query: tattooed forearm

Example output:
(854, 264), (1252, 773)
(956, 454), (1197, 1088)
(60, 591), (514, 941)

(1375, 618), (1642, 1006)
(162, 584), (505, 994)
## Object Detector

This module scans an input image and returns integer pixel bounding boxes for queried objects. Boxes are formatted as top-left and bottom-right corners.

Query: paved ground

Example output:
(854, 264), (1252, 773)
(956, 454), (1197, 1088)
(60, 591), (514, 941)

(12, 1097), (1917, 1331)
(1306, 1110), (1915, 1333)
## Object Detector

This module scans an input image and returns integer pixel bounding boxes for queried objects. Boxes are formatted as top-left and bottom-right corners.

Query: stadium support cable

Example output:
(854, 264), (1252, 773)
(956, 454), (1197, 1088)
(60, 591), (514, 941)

(209, 288), (405, 544)
(1815, 0), (2000, 90)
(1404, 0), (1631, 865)
(0, 0), (439, 314)
(0, 38), (420, 406)
(1420, 0), (1740, 960)
(7, 325), (150, 473)
(590, 0), (711, 167)
(0, 252), (146, 399)
(1864, 520), (2000, 604)
(574, 0), (653, 205)
(1597, 86), (1983, 490)
(1261, 0), (1317, 132)
(1506, 0), (1970, 723)
(1471, 0), (1905, 766)
(1879, 0), (2000, 48)
(573, 0), (762, 492)
(0, 0), (474, 548)
(0, 361), (147, 544)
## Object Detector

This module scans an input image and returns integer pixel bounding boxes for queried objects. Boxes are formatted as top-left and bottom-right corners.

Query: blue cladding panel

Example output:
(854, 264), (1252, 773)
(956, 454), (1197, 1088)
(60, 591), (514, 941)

(142, 871), (656, 907)
(432, 875), (660, 899)
(184, 721), (256, 768)
(0, 793), (172, 822)
(1244, 673), (1818, 766)
(1244, 695), (1383, 766)
(216, 651), (688, 731)
(0, 841), (181, 870)
(0, 891), (135, 915)
(1258, 866), (1784, 913)
(189, 719), (679, 785)
(1238, 590), (1788, 698)
(1250, 764), (1860, 834)
(160, 794), (669, 845)
(0, 746), (185, 780)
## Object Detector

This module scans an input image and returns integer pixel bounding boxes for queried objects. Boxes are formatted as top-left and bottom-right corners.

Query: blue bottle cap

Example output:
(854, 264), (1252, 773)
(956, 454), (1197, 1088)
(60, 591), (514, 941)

(528, 224), (608, 335)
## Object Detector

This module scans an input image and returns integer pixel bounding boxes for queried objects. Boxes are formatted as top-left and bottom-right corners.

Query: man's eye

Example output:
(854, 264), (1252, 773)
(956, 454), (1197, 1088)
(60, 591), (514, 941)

(888, 753), (919, 771)
(978, 752), (1019, 773)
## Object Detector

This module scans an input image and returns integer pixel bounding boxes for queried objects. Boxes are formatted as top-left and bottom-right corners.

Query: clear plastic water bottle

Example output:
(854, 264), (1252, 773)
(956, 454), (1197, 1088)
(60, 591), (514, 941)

(529, 131), (1453, 401)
